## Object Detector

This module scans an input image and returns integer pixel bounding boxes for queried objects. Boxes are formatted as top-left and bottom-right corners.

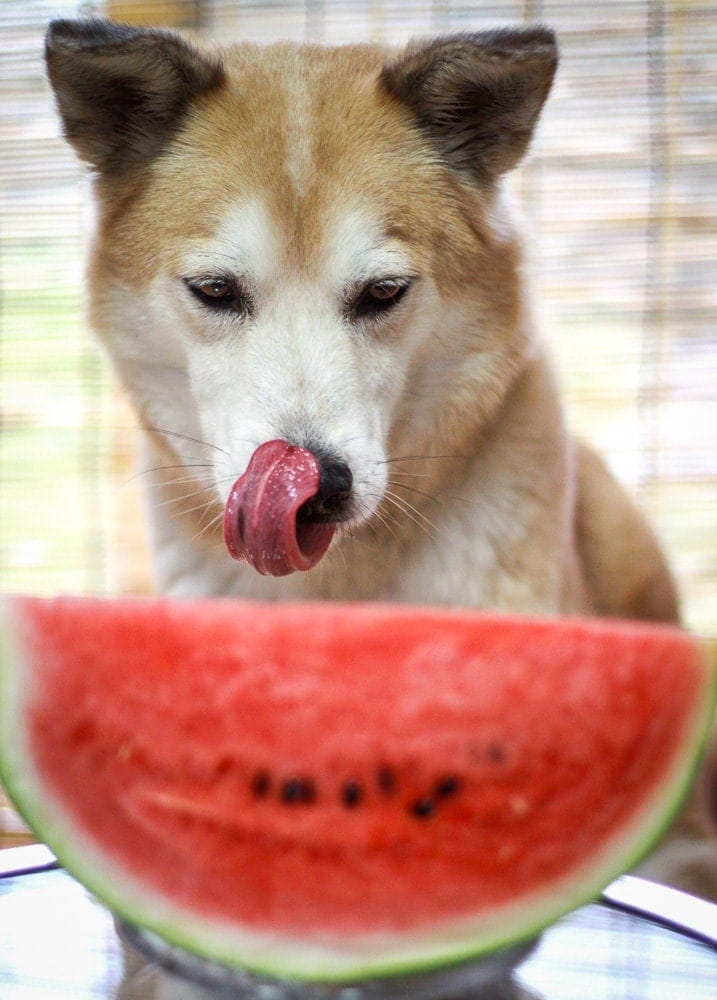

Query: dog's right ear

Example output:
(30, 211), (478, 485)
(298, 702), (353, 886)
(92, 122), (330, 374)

(45, 18), (224, 174)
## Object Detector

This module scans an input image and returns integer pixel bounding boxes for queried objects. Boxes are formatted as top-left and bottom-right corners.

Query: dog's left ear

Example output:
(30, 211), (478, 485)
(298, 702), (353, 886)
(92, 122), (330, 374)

(381, 28), (557, 182)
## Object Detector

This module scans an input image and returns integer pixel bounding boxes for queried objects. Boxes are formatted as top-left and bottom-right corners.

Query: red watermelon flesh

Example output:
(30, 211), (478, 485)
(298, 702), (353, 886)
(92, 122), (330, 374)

(0, 596), (713, 982)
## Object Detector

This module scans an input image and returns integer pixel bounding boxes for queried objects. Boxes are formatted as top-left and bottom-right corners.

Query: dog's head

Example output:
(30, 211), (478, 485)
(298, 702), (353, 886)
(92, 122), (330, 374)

(46, 20), (557, 576)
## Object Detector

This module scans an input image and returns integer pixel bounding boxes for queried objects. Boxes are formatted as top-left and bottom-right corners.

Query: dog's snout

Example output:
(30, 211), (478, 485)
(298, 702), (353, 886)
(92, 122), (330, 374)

(301, 453), (353, 523)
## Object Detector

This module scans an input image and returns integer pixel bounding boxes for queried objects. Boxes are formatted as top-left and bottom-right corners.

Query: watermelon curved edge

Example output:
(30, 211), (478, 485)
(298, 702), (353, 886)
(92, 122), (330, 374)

(0, 597), (715, 983)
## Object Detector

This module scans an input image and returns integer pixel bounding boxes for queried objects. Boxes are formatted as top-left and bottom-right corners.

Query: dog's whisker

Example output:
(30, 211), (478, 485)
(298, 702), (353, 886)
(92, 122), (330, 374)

(387, 508), (435, 542)
(205, 509), (226, 533)
(371, 508), (401, 543)
(197, 505), (221, 534)
(183, 503), (224, 530)
(154, 487), (217, 509)
(146, 425), (230, 456)
(362, 519), (380, 546)
(387, 479), (473, 507)
(126, 463), (215, 485)
(387, 479), (441, 504)
(380, 454), (464, 465)
(132, 474), (216, 494)
(383, 487), (436, 526)
(332, 538), (350, 576)
(147, 473), (211, 485)
(383, 489), (438, 539)
(214, 472), (246, 486)
(188, 510), (225, 544)
(382, 470), (434, 480)
(169, 497), (221, 520)
(364, 494), (407, 540)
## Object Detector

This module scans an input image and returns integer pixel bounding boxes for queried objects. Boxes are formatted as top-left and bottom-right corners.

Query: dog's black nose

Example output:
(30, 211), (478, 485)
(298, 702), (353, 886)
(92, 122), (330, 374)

(318, 457), (353, 513)
(299, 453), (353, 523)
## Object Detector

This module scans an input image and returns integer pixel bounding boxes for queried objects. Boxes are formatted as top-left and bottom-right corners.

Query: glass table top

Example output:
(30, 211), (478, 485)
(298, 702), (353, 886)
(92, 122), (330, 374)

(1, 857), (715, 999)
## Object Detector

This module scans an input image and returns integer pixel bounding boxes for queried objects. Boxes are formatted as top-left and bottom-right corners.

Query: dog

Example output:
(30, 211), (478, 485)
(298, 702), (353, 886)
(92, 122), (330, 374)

(45, 18), (681, 621)
(44, 17), (715, 993)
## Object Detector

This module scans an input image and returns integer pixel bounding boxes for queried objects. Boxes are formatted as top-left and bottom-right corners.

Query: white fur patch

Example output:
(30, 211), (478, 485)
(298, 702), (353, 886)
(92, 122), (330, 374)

(320, 203), (415, 287)
(487, 183), (521, 245)
(179, 198), (279, 286)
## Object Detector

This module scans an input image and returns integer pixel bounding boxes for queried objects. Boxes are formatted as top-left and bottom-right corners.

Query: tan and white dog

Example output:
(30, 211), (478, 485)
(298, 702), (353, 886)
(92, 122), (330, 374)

(45, 15), (714, 919)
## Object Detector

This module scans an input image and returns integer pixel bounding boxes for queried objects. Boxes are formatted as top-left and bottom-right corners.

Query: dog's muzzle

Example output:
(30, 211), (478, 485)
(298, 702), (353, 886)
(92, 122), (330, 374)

(223, 440), (351, 576)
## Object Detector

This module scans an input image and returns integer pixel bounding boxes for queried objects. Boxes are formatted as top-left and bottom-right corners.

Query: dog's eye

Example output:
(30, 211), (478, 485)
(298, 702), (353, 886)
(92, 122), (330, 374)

(352, 279), (411, 320)
(185, 277), (248, 314)
(194, 278), (232, 301)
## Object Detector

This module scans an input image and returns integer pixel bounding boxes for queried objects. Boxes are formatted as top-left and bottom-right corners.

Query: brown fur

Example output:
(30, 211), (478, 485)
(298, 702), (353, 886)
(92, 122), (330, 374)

(575, 442), (680, 623)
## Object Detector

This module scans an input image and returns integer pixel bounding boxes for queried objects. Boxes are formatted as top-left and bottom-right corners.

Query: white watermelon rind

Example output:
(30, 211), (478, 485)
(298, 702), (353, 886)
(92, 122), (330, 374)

(0, 597), (714, 983)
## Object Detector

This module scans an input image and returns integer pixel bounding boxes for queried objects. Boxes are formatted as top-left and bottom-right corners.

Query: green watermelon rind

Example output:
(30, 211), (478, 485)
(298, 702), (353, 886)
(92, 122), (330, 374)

(0, 599), (714, 983)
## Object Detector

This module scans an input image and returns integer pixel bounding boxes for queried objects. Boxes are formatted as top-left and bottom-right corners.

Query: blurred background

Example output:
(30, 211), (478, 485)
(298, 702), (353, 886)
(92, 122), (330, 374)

(0, 1), (715, 842)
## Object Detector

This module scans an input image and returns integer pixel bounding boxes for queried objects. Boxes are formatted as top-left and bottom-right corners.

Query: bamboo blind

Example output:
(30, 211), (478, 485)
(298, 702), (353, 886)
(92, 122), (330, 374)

(0, 0), (715, 844)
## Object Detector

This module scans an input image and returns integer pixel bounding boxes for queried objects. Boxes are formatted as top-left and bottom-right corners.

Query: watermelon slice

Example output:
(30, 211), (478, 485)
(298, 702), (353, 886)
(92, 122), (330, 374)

(0, 596), (714, 983)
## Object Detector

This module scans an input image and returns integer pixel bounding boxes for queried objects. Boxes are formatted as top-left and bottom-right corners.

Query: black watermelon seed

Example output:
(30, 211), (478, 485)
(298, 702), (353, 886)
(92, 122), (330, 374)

(70, 720), (96, 744)
(250, 770), (272, 798)
(487, 743), (506, 765)
(376, 766), (396, 795)
(213, 756), (234, 780)
(341, 780), (363, 808)
(435, 775), (461, 798)
(281, 777), (317, 805)
(410, 798), (436, 819)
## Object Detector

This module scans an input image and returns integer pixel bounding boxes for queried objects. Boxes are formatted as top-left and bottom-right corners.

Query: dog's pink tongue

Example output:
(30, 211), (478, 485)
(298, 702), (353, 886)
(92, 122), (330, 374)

(223, 440), (335, 576)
